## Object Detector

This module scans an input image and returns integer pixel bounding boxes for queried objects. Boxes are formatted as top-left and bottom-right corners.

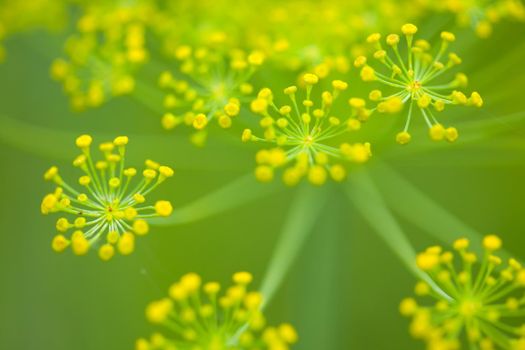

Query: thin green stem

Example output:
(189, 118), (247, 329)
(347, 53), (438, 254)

(150, 173), (283, 226)
(259, 184), (328, 305)
(228, 184), (328, 345)
(345, 169), (451, 300)
(0, 114), (243, 171)
(345, 170), (420, 277)
(370, 160), (523, 263)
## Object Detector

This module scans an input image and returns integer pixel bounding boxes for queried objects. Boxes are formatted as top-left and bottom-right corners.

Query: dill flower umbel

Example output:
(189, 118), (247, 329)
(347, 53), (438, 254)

(357, 24), (483, 144)
(400, 235), (525, 349)
(137, 271), (298, 350)
(41, 135), (174, 260)
(242, 73), (371, 186)
(50, 1), (157, 111)
(159, 46), (264, 146)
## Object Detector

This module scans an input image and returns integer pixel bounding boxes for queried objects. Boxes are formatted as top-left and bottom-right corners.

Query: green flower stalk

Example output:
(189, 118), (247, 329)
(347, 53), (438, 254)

(137, 271), (298, 350)
(400, 235), (525, 350)
(356, 23), (483, 145)
(159, 46), (264, 146)
(41, 135), (174, 260)
(242, 73), (371, 186)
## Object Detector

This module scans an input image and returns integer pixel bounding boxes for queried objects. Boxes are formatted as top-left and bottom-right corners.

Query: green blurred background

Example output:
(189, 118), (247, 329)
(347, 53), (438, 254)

(1, 8), (525, 350)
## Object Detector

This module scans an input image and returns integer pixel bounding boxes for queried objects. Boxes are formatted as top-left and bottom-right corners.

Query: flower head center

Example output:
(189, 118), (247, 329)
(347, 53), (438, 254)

(211, 82), (227, 101)
(304, 135), (315, 146)
(459, 299), (481, 318)
(407, 80), (422, 92)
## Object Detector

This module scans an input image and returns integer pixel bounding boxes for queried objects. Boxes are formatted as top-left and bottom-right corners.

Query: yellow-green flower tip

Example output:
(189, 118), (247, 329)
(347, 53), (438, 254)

(386, 34), (400, 46)
(360, 66), (376, 81)
(483, 234), (502, 251)
(75, 134), (92, 149)
(159, 166), (174, 179)
(233, 271), (253, 285)
(146, 298), (173, 324)
(248, 51), (265, 66)
(242, 129), (253, 142)
(154, 201), (173, 217)
(113, 136), (129, 146)
(302, 73), (319, 85)
(133, 219), (149, 236)
(401, 23), (418, 35)
(396, 131), (411, 145)
(366, 33), (381, 44)
(441, 31), (456, 42)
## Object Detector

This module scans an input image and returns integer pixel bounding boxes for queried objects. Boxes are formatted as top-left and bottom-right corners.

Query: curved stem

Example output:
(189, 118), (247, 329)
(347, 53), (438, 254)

(290, 196), (341, 348)
(384, 109), (525, 160)
(258, 184), (328, 306)
(228, 184), (327, 345)
(0, 114), (243, 171)
(0, 114), (76, 160)
(345, 169), (450, 300)
(371, 161), (521, 263)
(150, 173), (283, 226)
(132, 80), (165, 114)
(345, 170), (421, 277)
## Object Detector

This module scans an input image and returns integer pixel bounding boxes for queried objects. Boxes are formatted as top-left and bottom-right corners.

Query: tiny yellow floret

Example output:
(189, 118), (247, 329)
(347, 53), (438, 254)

(113, 136), (129, 146)
(483, 235), (502, 251)
(303, 73), (319, 85)
(401, 23), (418, 35)
(155, 201), (173, 217)
(76, 134), (93, 149)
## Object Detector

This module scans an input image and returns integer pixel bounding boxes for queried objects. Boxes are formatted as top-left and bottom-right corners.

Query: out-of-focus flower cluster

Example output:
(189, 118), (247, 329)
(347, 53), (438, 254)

(2, 0), (512, 150)
(151, 0), (429, 75)
(429, 0), (525, 38)
(2, 0), (522, 95)
(50, 0), (157, 111)
(7, 0), (516, 182)
(158, 46), (264, 146)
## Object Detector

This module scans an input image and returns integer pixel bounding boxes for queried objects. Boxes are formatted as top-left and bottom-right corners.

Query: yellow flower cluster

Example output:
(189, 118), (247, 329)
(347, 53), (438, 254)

(243, 74), (371, 186)
(41, 135), (174, 260)
(151, 0), (428, 75)
(247, 0), (429, 73)
(430, 0), (525, 38)
(357, 24), (483, 144)
(50, 1), (157, 111)
(400, 235), (525, 349)
(137, 272), (298, 350)
(151, 1), (244, 55)
(159, 46), (264, 145)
